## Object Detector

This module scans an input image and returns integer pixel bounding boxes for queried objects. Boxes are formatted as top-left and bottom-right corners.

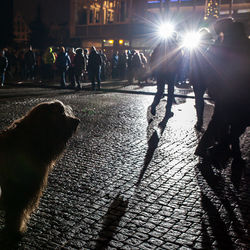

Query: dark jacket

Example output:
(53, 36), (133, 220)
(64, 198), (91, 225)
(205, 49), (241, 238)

(24, 50), (36, 66)
(56, 52), (71, 70)
(74, 51), (85, 73)
(150, 39), (182, 78)
(87, 50), (102, 73)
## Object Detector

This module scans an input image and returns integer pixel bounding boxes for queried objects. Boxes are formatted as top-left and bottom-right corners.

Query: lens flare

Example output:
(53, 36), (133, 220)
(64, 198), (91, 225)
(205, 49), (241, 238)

(157, 23), (174, 39)
(182, 32), (201, 49)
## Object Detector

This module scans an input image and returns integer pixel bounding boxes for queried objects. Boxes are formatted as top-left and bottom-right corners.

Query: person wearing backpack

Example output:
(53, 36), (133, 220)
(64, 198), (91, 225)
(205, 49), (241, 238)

(87, 46), (102, 90)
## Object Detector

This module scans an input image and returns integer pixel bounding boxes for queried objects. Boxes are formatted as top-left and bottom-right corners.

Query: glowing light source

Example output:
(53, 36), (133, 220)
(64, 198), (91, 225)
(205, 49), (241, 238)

(182, 32), (201, 49)
(119, 39), (124, 45)
(108, 40), (114, 44)
(157, 22), (175, 39)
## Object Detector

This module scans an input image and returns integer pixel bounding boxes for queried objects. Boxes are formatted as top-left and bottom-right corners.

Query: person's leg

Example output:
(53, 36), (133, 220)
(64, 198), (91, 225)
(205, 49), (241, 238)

(193, 83), (206, 130)
(90, 72), (95, 90)
(195, 104), (222, 157)
(165, 80), (175, 116)
(97, 69), (101, 90)
(60, 69), (66, 87)
(0, 71), (5, 86)
(75, 72), (80, 88)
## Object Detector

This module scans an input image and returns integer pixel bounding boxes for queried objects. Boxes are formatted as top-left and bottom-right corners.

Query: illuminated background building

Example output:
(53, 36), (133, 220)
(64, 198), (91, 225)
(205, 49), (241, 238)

(69, 0), (250, 53)
(8, 0), (250, 49)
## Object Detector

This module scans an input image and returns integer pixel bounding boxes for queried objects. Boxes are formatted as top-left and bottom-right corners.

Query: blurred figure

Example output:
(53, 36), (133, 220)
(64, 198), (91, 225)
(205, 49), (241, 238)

(87, 46), (102, 90)
(112, 51), (119, 79)
(139, 52), (148, 84)
(56, 46), (71, 88)
(195, 19), (250, 163)
(24, 45), (36, 80)
(74, 48), (85, 89)
(99, 50), (108, 81)
(83, 49), (89, 82)
(131, 51), (143, 84)
(43, 47), (56, 82)
(68, 48), (76, 87)
(0, 49), (8, 87)
(189, 28), (214, 131)
(118, 50), (128, 80)
(127, 50), (136, 84)
(150, 33), (182, 117)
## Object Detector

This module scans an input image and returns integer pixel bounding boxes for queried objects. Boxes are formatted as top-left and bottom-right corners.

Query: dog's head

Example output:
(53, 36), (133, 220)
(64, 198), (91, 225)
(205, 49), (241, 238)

(18, 100), (80, 145)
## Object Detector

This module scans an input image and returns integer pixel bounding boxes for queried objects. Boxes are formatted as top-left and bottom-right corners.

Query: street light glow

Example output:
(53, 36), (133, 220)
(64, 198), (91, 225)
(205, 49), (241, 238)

(182, 32), (201, 49)
(157, 22), (175, 39)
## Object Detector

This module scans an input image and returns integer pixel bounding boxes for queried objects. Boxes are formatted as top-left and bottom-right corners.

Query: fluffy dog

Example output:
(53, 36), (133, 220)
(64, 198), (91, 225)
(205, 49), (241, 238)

(0, 100), (79, 238)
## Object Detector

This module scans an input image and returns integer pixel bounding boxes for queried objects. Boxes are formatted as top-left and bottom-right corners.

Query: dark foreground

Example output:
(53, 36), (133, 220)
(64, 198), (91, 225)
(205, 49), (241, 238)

(0, 82), (250, 249)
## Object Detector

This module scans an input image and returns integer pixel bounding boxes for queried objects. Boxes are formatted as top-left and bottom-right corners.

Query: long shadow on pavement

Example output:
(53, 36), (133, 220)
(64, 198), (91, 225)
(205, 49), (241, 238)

(136, 110), (172, 186)
(94, 196), (128, 250)
(195, 159), (250, 249)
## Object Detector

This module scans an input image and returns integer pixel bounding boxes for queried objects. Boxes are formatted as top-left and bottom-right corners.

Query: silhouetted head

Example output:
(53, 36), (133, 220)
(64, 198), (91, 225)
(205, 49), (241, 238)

(214, 17), (234, 35)
(59, 46), (65, 53)
(231, 21), (246, 37)
(76, 48), (83, 55)
(90, 46), (96, 53)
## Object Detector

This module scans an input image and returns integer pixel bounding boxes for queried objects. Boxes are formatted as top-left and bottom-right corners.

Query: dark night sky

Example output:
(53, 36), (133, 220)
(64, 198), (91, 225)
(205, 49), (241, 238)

(14, 0), (70, 25)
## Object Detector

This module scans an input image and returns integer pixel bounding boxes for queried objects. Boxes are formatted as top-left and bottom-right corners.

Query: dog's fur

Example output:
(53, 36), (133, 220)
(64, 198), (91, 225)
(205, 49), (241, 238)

(0, 100), (79, 237)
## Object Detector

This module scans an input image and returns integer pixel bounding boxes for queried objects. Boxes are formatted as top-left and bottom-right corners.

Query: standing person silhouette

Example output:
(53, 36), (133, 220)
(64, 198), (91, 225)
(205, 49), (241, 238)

(87, 46), (102, 91)
(150, 32), (182, 117)
(188, 28), (214, 131)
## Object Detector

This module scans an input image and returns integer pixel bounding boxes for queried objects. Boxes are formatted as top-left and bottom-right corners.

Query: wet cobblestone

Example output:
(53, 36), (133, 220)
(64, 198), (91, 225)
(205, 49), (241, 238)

(0, 85), (250, 249)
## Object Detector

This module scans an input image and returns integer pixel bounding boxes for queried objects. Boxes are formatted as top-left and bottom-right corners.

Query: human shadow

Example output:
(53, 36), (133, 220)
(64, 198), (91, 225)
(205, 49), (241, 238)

(136, 111), (172, 186)
(195, 160), (247, 249)
(94, 195), (128, 250)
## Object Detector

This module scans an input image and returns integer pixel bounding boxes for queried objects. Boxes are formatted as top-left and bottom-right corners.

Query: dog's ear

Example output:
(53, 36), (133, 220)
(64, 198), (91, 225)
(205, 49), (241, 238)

(49, 101), (65, 114)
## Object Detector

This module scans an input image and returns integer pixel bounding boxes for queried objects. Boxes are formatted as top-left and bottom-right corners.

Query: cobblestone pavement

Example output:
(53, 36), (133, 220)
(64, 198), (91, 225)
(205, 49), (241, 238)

(0, 83), (250, 249)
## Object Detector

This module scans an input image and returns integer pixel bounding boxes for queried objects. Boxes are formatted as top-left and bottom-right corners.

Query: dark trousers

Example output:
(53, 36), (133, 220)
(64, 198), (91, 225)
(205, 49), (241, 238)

(0, 71), (5, 85)
(68, 67), (75, 85)
(75, 71), (81, 87)
(151, 74), (175, 114)
(89, 70), (101, 90)
(193, 82), (206, 126)
(59, 68), (66, 87)
(25, 65), (35, 80)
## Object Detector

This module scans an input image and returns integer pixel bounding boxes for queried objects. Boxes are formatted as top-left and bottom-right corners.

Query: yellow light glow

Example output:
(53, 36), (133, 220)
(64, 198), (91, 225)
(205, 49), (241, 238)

(108, 40), (114, 44)
(119, 39), (124, 45)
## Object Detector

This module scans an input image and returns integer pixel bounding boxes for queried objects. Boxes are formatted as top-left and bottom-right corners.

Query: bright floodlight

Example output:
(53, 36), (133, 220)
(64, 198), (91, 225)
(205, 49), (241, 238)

(158, 23), (174, 39)
(182, 32), (201, 49)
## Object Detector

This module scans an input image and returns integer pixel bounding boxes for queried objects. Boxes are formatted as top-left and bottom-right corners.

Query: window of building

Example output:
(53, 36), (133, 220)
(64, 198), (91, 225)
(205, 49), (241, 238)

(120, 0), (125, 22)
(78, 9), (87, 25)
(107, 10), (114, 23)
(90, 10), (94, 23)
(96, 11), (100, 23)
